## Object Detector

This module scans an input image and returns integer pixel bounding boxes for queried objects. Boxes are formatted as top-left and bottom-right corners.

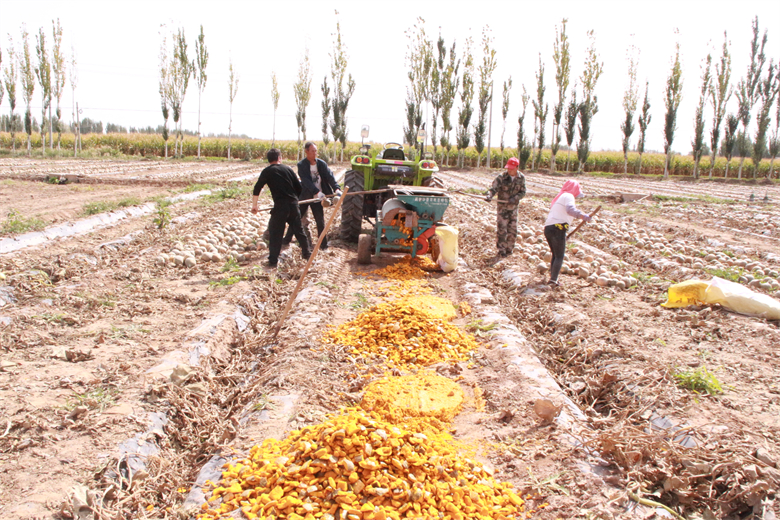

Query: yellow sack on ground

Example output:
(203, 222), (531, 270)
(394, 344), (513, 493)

(661, 280), (710, 308)
(705, 277), (780, 320)
(434, 224), (459, 273)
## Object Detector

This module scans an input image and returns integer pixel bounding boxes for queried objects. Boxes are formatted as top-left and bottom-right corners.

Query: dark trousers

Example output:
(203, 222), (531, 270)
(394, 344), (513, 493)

(284, 202), (327, 249)
(544, 224), (567, 282)
(268, 202), (311, 264)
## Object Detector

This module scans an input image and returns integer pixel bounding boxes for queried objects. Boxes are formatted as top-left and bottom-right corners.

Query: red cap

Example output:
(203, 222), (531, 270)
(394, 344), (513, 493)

(505, 157), (519, 169)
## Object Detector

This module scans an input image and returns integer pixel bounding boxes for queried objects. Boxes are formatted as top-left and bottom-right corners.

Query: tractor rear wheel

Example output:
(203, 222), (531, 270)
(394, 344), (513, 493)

(340, 170), (364, 242)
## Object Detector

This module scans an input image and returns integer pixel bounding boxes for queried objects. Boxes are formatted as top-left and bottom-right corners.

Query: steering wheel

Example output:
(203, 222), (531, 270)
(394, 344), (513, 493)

(384, 142), (404, 150)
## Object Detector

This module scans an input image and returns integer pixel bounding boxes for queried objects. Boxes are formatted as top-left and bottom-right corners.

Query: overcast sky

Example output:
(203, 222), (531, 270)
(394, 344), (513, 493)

(1, 0), (779, 155)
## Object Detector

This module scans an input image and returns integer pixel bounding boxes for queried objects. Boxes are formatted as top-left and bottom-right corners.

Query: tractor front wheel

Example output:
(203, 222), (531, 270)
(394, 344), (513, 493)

(340, 169), (365, 242)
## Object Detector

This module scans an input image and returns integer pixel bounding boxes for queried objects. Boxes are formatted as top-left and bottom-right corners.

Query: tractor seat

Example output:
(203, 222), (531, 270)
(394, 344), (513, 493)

(382, 148), (405, 161)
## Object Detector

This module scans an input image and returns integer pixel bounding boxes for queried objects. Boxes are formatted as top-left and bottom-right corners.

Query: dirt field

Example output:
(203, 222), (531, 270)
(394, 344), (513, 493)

(1, 158), (778, 520)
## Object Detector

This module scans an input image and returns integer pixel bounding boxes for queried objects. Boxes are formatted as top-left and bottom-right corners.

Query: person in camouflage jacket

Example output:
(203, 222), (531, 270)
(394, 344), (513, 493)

(485, 157), (526, 257)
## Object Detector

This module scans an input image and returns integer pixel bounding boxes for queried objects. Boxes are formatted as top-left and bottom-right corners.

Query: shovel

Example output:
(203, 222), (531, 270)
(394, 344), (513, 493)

(567, 205), (601, 239)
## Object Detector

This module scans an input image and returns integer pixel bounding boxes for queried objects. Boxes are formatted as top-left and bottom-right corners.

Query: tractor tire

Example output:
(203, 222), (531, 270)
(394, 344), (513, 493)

(340, 169), (365, 242)
(357, 234), (373, 265)
(423, 174), (445, 189)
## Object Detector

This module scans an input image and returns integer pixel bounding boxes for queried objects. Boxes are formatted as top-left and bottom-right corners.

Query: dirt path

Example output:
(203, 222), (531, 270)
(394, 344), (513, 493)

(0, 161), (778, 520)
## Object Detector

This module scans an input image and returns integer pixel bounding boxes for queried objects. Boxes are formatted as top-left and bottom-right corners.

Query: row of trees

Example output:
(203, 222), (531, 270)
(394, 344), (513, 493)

(1, 20), (78, 156)
(635, 18), (780, 180)
(157, 11), (357, 163)
(397, 19), (607, 173)
(396, 17), (779, 179)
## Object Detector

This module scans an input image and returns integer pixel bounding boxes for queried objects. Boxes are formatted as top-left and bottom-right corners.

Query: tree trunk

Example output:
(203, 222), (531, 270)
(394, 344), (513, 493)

(693, 158), (699, 179)
(663, 151), (671, 179)
(228, 101), (233, 161)
(738, 156), (745, 179)
(724, 160), (730, 179)
(41, 105), (46, 155)
(565, 150), (570, 172)
(709, 151), (716, 179)
(623, 151), (628, 175)
(636, 152), (643, 175)
(551, 150), (556, 173)
(769, 157), (775, 179)
(49, 104), (53, 150)
(197, 89), (202, 159)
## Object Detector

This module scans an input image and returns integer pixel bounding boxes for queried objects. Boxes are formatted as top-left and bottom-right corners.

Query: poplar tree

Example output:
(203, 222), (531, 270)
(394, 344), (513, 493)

(752, 63), (779, 178)
(227, 59), (238, 161)
(635, 82), (651, 174)
(321, 77), (331, 157)
(158, 33), (171, 158)
(455, 36), (474, 168)
(516, 85), (531, 169)
(294, 48), (312, 160)
(663, 37), (683, 179)
(439, 41), (459, 166)
(35, 27), (52, 153)
(551, 18), (570, 173)
(709, 32), (732, 179)
(500, 76), (512, 153)
(404, 17), (433, 153)
(577, 30), (603, 173)
(563, 88), (577, 172)
(2, 38), (18, 151)
(403, 89), (420, 149)
(734, 17), (767, 179)
(532, 55), (548, 171)
(691, 54), (712, 179)
(271, 71), (279, 147)
(430, 33), (446, 158)
(51, 19), (66, 151)
(195, 25), (208, 159)
(329, 12), (355, 162)
(722, 114), (739, 178)
(20, 25), (35, 155)
(171, 28), (193, 158)
(474, 26), (496, 168)
(620, 43), (639, 174)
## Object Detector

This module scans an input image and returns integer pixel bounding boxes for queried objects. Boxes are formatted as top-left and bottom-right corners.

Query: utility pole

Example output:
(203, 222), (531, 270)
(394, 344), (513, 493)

(486, 83), (494, 168)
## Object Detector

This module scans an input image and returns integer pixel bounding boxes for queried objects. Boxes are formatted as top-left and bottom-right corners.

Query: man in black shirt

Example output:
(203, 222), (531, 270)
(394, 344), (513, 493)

(251, 148), (311, 267)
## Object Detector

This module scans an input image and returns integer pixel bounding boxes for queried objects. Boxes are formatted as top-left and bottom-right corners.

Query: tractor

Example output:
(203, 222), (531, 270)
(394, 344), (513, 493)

(339, 141), (442, 242)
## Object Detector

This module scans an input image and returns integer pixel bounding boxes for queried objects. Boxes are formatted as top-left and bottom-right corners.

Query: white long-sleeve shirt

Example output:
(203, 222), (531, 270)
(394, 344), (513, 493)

(544, 193), (586, 227)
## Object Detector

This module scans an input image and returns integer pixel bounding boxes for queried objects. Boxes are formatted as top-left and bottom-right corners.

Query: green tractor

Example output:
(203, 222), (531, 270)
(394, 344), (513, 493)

(340, 142), (442, 242)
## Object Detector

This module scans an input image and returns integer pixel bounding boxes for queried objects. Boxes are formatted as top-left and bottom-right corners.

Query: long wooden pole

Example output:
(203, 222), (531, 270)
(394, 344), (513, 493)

(451, 189), (509, 204)
(270, 186), (350, 338)
(567, 205), (601, 239)
(256, 188), (391, 212)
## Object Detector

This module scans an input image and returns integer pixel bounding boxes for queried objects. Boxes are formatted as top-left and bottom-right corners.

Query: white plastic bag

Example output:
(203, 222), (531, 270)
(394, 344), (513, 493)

(704, 277), (780, 320)
(434, 225), (459, 273)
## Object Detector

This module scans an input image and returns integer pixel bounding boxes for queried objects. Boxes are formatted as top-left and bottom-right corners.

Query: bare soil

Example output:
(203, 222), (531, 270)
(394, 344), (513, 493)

(0, 159), (778, 520)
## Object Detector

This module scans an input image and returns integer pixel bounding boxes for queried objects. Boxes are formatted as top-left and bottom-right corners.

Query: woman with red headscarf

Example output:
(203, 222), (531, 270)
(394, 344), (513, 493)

(544, 180), (591, 286)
